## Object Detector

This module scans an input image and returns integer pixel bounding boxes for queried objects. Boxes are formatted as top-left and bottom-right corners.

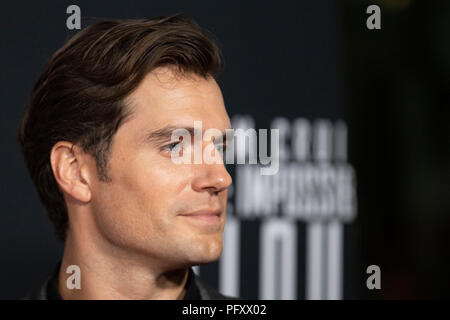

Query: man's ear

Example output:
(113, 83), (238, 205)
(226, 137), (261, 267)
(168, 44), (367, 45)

(50, 142), (92, 203)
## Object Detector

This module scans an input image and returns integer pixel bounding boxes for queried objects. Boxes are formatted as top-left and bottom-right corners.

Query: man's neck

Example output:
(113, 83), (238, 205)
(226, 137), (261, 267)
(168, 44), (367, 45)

(57, 231), (189, 300)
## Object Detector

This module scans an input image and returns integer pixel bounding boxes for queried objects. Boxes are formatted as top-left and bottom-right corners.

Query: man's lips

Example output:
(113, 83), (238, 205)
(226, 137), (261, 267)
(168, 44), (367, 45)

(179, 209), (221, 217)
(178, 208), (222, 226)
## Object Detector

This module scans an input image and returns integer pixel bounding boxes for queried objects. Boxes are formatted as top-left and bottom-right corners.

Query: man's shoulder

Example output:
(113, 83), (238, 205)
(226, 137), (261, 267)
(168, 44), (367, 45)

(193, 274), (240, 300)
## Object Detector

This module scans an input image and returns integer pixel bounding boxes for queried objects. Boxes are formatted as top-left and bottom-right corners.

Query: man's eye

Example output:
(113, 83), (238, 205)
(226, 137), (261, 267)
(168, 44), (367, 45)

(163, 141), (182, 151)
(215, 143), (225, 154)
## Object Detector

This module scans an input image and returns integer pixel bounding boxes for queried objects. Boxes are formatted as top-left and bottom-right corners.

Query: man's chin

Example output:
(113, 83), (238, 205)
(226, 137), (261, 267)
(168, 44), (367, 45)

(186, 238), (223, 265)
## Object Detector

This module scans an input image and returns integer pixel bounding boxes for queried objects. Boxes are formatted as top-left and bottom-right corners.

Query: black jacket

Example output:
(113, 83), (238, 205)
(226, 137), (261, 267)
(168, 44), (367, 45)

(24, 263), (236, 300)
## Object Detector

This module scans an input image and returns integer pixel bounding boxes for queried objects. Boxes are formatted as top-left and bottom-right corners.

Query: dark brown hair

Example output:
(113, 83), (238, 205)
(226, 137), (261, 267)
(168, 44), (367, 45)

(17, 14), (222, 241)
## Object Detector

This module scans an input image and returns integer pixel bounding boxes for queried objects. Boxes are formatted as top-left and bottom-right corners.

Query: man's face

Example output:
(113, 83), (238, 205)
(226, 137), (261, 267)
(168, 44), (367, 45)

(89, 67), (232, 269)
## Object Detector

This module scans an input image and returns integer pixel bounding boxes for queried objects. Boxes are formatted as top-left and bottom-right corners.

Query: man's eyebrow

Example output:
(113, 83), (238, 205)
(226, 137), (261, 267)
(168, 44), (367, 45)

(144, 126), (230, 144)
(144, 126), (195, 143)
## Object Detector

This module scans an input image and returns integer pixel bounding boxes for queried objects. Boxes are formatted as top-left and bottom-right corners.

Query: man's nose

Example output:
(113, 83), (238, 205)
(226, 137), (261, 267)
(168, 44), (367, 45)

(191, 161), (232, 194)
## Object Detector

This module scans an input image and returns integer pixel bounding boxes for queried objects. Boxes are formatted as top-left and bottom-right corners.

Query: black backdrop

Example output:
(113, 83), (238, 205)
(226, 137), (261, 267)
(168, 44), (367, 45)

(1, 0), (449, 299)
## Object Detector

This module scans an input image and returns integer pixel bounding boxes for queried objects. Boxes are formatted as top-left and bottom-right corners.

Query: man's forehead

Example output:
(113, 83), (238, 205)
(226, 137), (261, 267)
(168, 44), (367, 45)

(127, 100), (231, 132)
(131, 67), (221, 101)
(124, 69), (230, 134)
